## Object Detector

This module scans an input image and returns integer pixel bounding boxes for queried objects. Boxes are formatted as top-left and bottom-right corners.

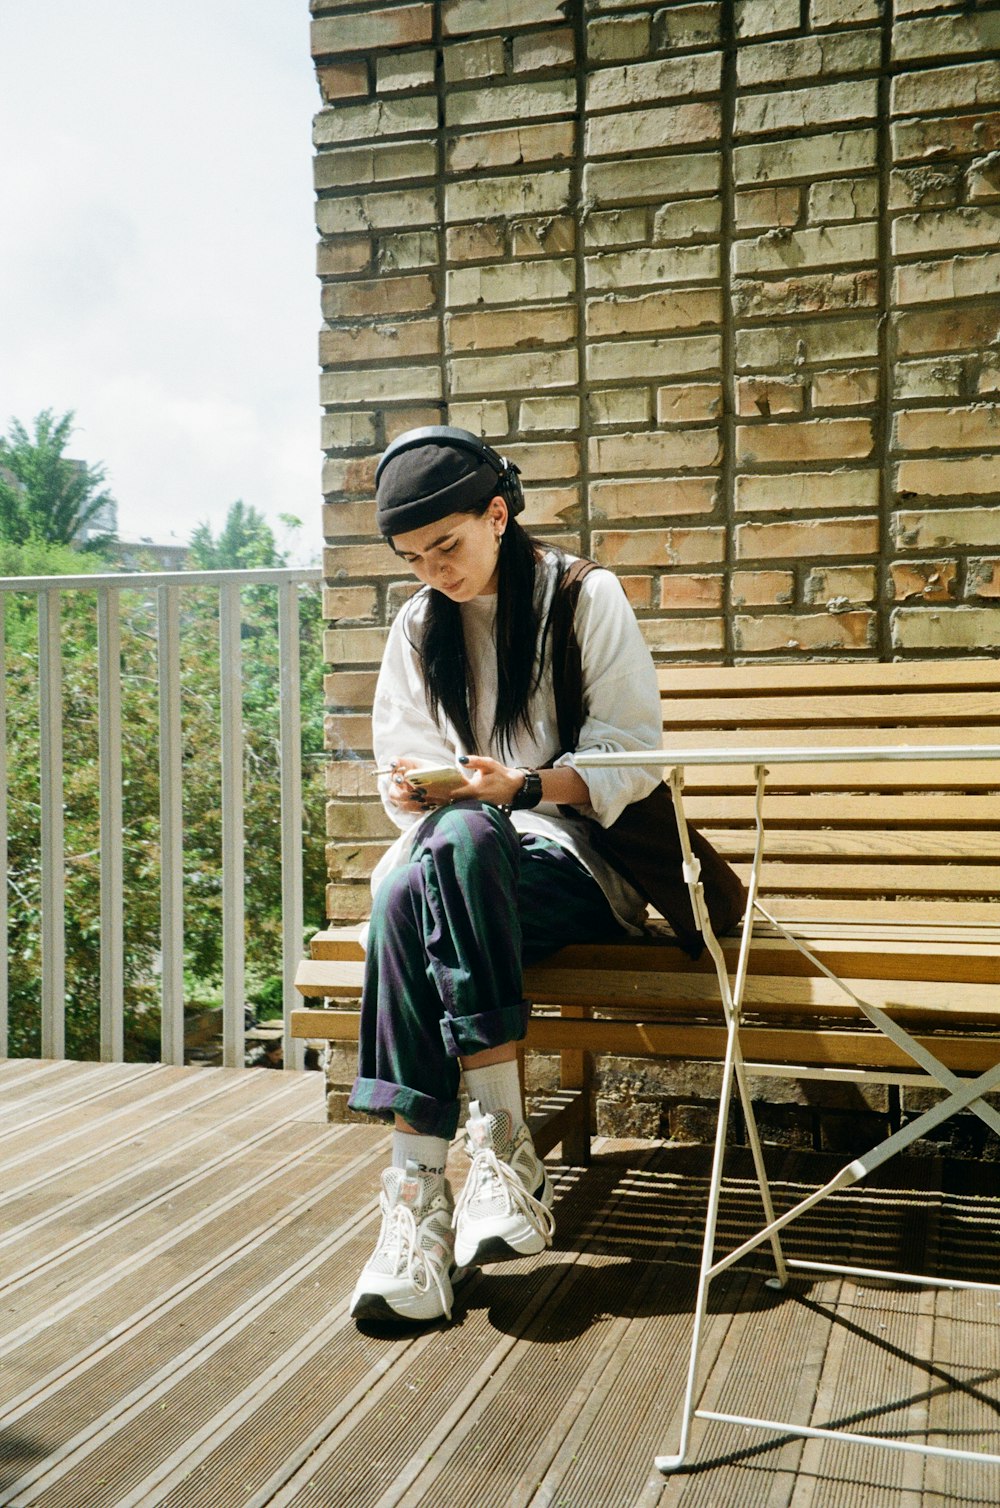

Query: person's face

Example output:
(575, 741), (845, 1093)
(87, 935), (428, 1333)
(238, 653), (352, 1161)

(391, 497), (508, 600)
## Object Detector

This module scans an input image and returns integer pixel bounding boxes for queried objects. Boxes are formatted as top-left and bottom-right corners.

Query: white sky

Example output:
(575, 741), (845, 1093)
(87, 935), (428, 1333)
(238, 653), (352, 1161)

(0, 0), (322, 560)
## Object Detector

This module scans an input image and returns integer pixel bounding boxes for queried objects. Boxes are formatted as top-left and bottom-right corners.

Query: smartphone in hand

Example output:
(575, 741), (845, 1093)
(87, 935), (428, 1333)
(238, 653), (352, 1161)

(406, 763), (469, 794)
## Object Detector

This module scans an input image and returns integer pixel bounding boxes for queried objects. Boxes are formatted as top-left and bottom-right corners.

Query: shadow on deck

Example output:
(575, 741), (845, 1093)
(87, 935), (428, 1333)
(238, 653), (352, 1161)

(0, 1058), (998, 1507)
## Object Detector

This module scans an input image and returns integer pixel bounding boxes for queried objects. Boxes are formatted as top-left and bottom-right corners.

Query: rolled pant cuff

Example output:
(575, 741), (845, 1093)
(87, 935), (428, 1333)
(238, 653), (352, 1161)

(440, 998), (531, 1058)
(348, 1076), (461, 1140)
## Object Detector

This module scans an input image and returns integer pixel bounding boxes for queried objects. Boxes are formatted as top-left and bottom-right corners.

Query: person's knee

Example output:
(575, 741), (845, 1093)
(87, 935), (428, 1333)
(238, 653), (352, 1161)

(370, 861), (421, 934)
(424, 799), (516, 852)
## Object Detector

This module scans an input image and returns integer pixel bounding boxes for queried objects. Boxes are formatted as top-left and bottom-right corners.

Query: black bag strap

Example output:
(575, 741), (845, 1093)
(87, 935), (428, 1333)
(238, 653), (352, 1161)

(548, 556), (600, 754)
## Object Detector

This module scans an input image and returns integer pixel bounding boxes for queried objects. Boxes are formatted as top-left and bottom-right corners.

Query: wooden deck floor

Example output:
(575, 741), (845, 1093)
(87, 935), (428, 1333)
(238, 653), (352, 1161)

(0, 1059), (998, 1507)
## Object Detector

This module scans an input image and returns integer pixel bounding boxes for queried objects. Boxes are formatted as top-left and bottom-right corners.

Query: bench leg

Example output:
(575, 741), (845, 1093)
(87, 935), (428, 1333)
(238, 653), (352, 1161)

(560, 1005), (593, 1166)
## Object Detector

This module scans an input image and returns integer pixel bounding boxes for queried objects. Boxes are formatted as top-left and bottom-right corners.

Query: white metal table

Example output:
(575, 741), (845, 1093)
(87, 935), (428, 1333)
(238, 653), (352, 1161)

(576, 743), (1000, 1474)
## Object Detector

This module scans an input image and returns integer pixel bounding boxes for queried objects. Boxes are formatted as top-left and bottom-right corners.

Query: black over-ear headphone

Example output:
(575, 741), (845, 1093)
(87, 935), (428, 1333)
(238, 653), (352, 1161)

(374, 425), (525, 516)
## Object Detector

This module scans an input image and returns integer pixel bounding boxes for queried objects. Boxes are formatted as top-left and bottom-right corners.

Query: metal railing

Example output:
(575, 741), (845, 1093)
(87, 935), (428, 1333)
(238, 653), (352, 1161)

(1, 566), (323, 1070)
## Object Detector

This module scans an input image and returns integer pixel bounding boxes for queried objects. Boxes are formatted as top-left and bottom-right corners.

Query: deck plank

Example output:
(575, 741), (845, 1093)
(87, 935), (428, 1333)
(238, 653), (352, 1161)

(0, 1062), (999, 1508)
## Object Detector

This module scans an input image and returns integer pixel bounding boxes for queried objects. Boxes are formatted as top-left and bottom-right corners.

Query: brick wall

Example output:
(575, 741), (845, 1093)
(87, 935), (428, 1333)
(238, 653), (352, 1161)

(311, 0), (1000, 1153)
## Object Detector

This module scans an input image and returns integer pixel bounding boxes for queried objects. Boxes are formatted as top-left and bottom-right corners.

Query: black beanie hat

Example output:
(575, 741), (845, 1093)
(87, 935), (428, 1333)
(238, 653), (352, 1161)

(375, 431), (501, 538)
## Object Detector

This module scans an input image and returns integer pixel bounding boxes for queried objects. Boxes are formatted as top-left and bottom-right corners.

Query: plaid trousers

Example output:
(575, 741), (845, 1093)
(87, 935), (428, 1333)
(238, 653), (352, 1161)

(348, 800), (623, 1138)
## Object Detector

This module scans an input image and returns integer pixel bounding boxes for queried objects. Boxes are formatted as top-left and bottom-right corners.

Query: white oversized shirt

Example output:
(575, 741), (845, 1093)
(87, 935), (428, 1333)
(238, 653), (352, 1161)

(370, 551), (663, 933)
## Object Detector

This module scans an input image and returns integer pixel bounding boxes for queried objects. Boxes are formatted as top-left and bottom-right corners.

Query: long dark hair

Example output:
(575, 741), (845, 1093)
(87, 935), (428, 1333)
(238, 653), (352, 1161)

(403, 516), (562, 757)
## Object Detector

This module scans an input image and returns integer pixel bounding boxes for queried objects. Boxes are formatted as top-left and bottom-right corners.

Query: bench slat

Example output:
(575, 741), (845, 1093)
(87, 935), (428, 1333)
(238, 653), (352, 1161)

(661, 691), (1000, 729)
(657, 661), (1000, 695)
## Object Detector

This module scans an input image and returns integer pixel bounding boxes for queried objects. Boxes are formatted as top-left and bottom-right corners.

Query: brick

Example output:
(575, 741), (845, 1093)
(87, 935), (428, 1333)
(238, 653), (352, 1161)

(586, 102), (721, 158)
(967, 559), (1000, 599)
(736, 80), (878, 138)
(804, 565), (877, 605)
(893, 13), (1000, 65)
(378, 232), (439, 272)
(583, 209), (648, 249)
(443, 37), (504, 82)
(620, 575), (653, 609)
(652, 198), (722, 244)
(316, 62), (369, 102)
(892, 61), (1000, 117)
(659, 574), (723, 610)
(894, 358), (968, 403)
(376, 50), (435, 93)
(447, 259), (575, 306)
(891, 607), (1000, 652)
(588, 389), (652, 427)
(512, 27), (575, 72)
(736, 378), (804, 416)
(892, 112), (1000, 165)
(511, 217), (576, 257)
(890, 560), (956, 604)
(889, 165), (963, 214)
(325, 671), (380, 710)
(446, 79), (575, 129)
(587, 333), (721, 382)
(445, 169), (572, 222)
(642, 617), (726, 653)
(320, 319), (440, 366)
(321, 364), (442, 405)
(980, 357), (1000, 396)
(587, 54), (722, 113)
(385, 407), (443, 441)
(808, 177), (879, 224)
(584, 151), (720, 207)
(585, 245), (719, 290)
(323, 585), (378, 621)
(446, 122), (575, 173)
(895, 252), (1000, 307)
(518, 396), (580, 430)
(496, 441), (579, 480)
(812, 369), (878, 408)
(734, 0), (800, 39)
(737, 417), (874, 464)
(322, 273), (435, 320)
(737, 31), (880, 89)
(316, 187), (436, 236)
(446, 305), (576, 353)
(326, 842), (387, 881)
(312, 6), (433, 55)
(590, 429), (720, 473)
(736, 315), (878, 370)
(731, 570), (794, 606)
(734, 129), (876, 185)
(445, 223), (506, 263)
(321, 454), (379, 494)
(449, 348), (578, 394)
(520, 486), (580, 527)
(892, 508), (1000, 551)
(655, 2), (721, 49)
(734, 186), (801, 230)
(442, 0), (567, 33)
(895, 455), (1000, 499)
(313, 98), (436, 148)
(325, 760), (379, 798)
(812, 0), (880, 21)
(324, 713), (375, 754)
(321, 412), (378, 450)
(587, 15), (651, 62)
(317, 236), (372, 277)
(896, 304), (1000, 359)
(446, 400), (509, 435)
(734, 222), (877, 276)
(586, 287), (721, 337)
(590, 477), (718, 518)
(322, 501), (377, 538)
(325, 800), (394, 839)
(731, 269), (879, 321)
(895, 405), (1000, 455)
(323, 623), (391, 659)
(893, 206), (1000, 259)
(735, 517), (879, 559)
(735, 469), (879, 513)
(656, 383), (723, 424)
(314, 141), (436, 191)
(593, 527), (725, 567)
(734, 611), (874, 652)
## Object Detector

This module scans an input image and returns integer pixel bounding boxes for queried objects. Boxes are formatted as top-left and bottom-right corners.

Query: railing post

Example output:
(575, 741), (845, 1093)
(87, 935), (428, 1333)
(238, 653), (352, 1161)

(97, 586), (125, 1062)
(278, 579), (306, 1072)
(38, 589), (66, 1060)
(157, 585), (185, 1066)
(219, 580), (245, 1070)
(0, 604), (7, 1057)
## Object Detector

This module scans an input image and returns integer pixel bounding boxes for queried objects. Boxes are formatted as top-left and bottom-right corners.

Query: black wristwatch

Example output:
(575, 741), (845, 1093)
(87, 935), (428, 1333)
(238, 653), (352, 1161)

(511, 768), (543, 811)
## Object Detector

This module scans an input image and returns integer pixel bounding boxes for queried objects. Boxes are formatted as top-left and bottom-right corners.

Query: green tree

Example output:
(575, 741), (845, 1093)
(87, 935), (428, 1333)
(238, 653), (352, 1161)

(0, 410), (115, 548)
(188, 501), (283, 570)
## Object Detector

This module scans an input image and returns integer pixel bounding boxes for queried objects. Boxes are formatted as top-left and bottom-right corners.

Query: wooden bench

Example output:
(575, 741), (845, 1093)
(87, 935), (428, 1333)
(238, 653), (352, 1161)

(293, 657), (1000, 1164)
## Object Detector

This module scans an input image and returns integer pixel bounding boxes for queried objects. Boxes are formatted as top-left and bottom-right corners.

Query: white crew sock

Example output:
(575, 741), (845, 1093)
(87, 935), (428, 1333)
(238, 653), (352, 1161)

(391, 1130), (449, 1178)
(463, 1058), (525, 1130)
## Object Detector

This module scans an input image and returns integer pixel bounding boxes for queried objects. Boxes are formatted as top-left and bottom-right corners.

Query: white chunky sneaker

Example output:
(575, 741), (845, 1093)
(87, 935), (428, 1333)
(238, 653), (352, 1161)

(350, 1160), (461, 1325)
(453, 1101), (555, 1267)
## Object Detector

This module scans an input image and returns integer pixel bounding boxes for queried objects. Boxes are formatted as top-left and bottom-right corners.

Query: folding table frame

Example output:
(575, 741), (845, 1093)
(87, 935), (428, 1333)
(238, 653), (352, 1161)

(576, 744), (1000, 1475)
